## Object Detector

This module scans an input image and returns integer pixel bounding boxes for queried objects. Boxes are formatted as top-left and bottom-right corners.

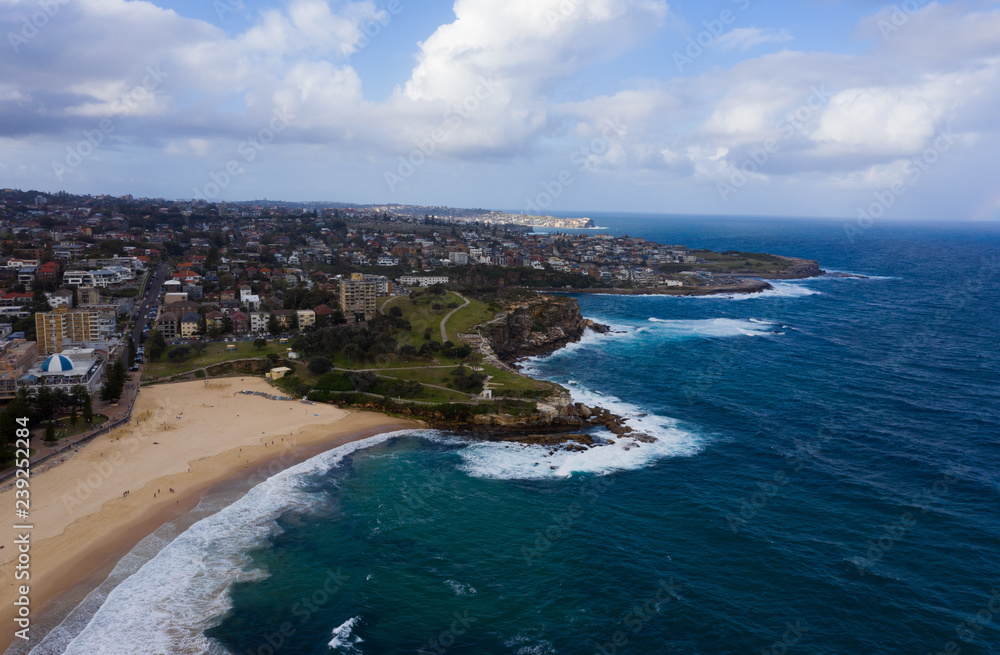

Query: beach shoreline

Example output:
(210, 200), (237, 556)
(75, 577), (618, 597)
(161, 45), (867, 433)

(0, 379), (421, 653)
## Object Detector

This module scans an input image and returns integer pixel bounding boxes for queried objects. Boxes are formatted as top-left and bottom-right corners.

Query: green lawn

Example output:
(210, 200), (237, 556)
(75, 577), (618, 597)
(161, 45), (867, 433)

(143, 340), (289, 378)
(54, 413), (108, 440)
(442, 296), (494, 342)
(480, 365), (556, 398)
(392, 296), (453, 348)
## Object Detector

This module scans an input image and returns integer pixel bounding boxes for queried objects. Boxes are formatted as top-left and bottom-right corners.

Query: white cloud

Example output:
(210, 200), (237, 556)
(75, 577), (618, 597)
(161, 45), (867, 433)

(714, 27), (792, 52)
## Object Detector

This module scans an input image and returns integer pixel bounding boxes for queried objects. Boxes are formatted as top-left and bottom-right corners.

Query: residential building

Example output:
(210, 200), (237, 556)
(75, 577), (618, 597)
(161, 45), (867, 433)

(399, 275), (450, 287)
(156, 312), (180, 339)
(250, 312), (270, 334)
(339, 273), (377, 321)
(77, 287), (104, 306)
(0, 339), (39, 401)
(229, 310), (250, 334)
(180, 312), (201, 338)
(34, 307), (100, 355)
(273, 309), (294, 328)
(45, 289), (74, 309)
(296, 309), (316, 329)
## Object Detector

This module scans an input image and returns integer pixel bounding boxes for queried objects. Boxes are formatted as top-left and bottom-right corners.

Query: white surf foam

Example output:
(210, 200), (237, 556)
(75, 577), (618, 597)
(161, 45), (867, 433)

(45, 431), (413, 655)
(445, 579), (478, 596)
(694, 280), (820, 300)
(443, 384), (704, 480)
(644, 317), (777, 337)
(328, 616), (363, 652)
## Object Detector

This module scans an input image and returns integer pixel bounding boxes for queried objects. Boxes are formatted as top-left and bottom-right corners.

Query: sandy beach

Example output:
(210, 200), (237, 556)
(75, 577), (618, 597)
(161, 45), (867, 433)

(0, 378), (420, 652)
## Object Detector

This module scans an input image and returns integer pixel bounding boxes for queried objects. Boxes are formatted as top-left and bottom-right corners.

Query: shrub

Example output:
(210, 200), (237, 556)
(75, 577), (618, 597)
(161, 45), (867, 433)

(308, 356), (333, 375)
(315, 372), (353, 392)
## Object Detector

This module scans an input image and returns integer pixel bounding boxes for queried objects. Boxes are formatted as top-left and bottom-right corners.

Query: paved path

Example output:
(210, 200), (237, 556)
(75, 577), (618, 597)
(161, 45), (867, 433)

(380, 294), (405, 316)
(440, 292), (470, 342)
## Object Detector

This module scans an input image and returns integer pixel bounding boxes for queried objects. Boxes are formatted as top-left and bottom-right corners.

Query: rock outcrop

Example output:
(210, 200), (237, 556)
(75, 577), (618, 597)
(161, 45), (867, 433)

(484, 296), (608, 364)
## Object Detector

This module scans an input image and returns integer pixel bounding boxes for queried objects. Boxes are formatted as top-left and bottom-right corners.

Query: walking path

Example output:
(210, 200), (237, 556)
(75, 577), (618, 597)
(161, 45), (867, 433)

(440, 291), (470, 341)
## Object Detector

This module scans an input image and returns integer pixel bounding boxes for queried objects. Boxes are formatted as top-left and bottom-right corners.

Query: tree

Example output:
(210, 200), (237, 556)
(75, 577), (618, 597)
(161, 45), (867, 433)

(147, 329), (167, 361)
(267, 313), (281, 335)
(44, 420), (56, 443)
(254, 338), (267, 350)
(82, 392), (93, 424)
(197, 314), (208, 336)
(70, 406), (78, 425)
(34, 386), (58, 421)
(308, 356), (332, 375)
(221, 314), (233, 334)
(100, 360), (126, 403)
(168, 345), (192, 362)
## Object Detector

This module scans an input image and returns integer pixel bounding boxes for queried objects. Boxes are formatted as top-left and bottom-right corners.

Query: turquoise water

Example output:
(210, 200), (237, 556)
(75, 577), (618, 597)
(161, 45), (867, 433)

(26, 216), (1000, 654)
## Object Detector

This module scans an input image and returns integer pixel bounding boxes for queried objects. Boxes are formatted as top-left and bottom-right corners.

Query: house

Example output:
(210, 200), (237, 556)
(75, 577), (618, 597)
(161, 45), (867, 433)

(36, 261), (60, 282)
(0, 339), (39, 401)
(296, 309), (316, 329)
(156, 312), (180, 339)
(229, 310), (250, 334)
(250, 312), (270, 334)
(45, 289), (74, 309)
(398, 275), (449, 287)
(179, 312), (201, 338)
(205, 310), (225, 329)
(266, 366), (292, 381)
(272, 309), (294, 328)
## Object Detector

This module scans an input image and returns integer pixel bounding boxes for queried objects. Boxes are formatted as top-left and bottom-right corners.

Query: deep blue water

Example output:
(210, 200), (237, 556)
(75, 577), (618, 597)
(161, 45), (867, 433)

(33, 216), (1000, 655)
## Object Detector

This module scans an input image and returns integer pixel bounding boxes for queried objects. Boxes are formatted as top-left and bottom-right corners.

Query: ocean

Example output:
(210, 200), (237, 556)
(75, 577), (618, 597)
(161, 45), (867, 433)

(19, 214), (1000, 654)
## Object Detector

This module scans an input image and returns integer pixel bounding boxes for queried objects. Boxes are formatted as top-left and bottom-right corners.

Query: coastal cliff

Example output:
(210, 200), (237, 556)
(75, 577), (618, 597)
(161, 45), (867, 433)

(483, 296), (608, 364)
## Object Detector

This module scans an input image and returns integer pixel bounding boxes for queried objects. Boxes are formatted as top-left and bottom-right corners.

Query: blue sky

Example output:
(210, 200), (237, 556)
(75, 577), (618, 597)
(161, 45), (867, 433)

(1, 0), (998, 220)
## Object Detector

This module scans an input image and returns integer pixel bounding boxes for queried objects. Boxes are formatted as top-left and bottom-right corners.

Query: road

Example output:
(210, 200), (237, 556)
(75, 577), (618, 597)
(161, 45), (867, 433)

(440, 291), (470, 342)
(130, 262), (168, 356)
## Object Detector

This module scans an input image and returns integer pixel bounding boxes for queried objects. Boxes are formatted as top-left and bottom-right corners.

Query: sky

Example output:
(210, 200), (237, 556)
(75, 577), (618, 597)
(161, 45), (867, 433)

(1, 0), (999, 220)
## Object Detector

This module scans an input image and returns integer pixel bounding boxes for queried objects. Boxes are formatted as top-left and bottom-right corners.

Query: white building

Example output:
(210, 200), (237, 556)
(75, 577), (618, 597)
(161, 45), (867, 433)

(448, 252), (469, 265)
(377, 256), (400, 267)
(19, 349), (105, 395)
(250, 312), (271, 333)
(399, 276), (450, 287)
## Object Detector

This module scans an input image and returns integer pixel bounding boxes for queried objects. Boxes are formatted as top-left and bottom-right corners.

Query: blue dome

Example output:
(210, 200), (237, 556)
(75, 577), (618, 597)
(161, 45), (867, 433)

(41, 354), (75, 372)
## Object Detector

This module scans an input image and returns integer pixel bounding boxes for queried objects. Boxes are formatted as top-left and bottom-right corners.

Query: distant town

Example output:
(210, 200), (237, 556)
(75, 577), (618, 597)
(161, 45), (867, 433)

(0, 187), (818, 441)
